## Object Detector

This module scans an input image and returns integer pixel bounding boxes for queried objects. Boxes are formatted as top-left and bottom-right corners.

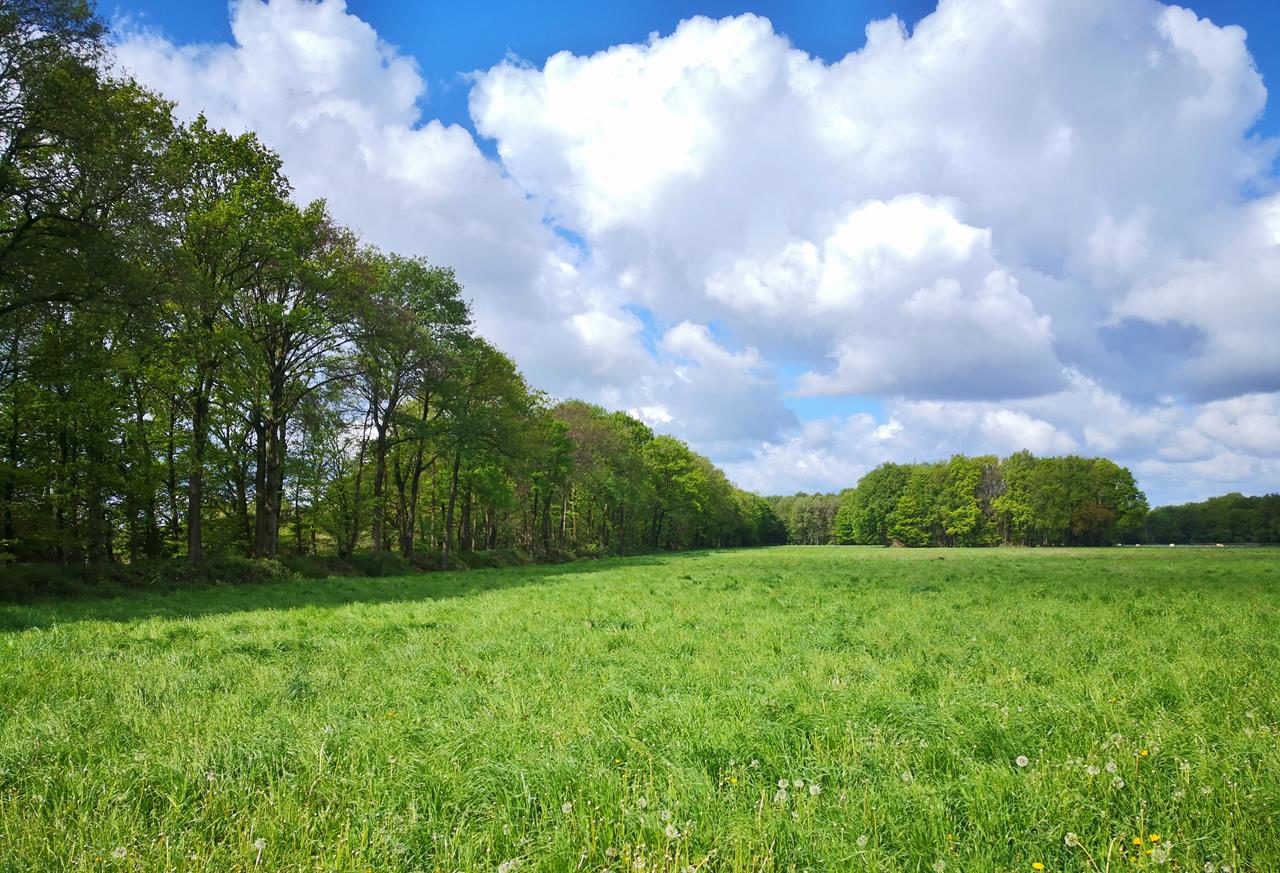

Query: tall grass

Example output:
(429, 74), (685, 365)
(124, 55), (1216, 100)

(1, 547), (1277, 871)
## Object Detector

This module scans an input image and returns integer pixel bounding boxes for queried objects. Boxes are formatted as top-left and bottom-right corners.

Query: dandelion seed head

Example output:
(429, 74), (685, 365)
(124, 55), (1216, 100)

(773, 788), (788, 804)
(1065, 832), (1080, 847)
(856, 834), (869, 848)
(777, 779), (788, 789)
(1016, 755), (1029, 768)
(934, 860), (947, 872)
(900, 770), (914, 783)
(561, 801), (573, 814)
(636, 795), (648, 809)
(1086, 765), (1101, 776)
(112, 847), (127, 860)
(809, 783), (821, 796)
(1113, 776), (1126, 788)
(253, 838), (266, 851)
(664, 824), (680, 839)
(1106, 760), (1118, 773)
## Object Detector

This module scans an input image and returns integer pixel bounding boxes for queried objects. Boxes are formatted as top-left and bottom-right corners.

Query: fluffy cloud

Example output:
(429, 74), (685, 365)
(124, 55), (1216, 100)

(708, 195), (1061, 398)
(112, 0), (1280, 503)
(472, 0), (1278, 402)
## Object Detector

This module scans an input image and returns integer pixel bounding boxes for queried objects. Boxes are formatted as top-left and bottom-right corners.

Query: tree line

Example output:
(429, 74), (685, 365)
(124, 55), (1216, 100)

(0, 0), (784, 570)
(770, 452), (1150, 547)
(1138, 493), (1280, 545)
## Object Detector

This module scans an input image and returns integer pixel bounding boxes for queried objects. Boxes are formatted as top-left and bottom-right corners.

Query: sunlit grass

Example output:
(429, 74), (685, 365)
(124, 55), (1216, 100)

(2, 547), (1278, 871)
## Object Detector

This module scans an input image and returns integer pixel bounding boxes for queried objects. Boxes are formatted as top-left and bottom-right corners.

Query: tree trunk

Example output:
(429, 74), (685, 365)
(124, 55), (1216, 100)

(371, 421), (389, 552)
(442, 449), (462, 565)
(187, 384), (209, 562)
(461, 487), (473, 553)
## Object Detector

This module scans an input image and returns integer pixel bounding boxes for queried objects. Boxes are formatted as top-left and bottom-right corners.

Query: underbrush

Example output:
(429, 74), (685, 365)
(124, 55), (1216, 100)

(1, 547), (583, 602)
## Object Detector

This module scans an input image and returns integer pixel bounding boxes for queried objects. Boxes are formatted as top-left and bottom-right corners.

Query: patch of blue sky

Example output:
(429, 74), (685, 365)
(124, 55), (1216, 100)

(550, 224), (588, 260)
(772, 362), (884, 421)
(621, 304), (664, 357)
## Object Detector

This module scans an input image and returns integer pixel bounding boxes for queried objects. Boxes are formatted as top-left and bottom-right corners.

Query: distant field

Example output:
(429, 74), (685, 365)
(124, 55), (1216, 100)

(1, 548), (1278, 872)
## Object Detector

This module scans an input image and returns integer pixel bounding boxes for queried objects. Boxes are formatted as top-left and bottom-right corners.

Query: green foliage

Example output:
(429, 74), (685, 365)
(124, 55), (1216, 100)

(766, 492), (842, 544)
(2, 548), (1277, 870)
(824, 453), (1150, 548)
(1139, 492), (1280, 544)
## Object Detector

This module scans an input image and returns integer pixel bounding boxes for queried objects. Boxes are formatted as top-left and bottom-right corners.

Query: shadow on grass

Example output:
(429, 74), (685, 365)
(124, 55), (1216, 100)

(0, 554), (677, 632)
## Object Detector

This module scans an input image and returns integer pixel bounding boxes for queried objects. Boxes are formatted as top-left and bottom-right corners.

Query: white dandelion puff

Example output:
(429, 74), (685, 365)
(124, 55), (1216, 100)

(856, 834), (869, 849)
(933, 861), (946, 873)
(112, 847), (128, 860)
(561, 801), (573, 814)
(1105, 760), (1118, 773)
(636, 795), (648, 809)
(1112, 776), (1125, 788)
(901, 770), (914, 783)
(1065, 832), (1080, 847)
(664, 824), (680, 839)
(809, 783), (822, 796)
(1016, 755), (1029, 768)
(1086, 765), (1101, 776)
(773, 788), (788, 804)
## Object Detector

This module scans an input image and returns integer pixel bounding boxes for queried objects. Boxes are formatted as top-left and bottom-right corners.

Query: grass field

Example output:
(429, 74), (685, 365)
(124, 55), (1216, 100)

(1, 547), (1278, 872)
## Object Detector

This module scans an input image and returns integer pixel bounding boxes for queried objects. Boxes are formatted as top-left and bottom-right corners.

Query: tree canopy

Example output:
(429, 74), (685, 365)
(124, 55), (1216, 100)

(0, 0), (779, 569)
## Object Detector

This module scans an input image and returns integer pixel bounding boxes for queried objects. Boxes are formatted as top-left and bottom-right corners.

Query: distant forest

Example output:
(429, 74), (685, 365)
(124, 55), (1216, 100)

(769, 455), (1279, 547)
(0, 0), (781, 573)
(771, 452), (1148, 547)
(1140, 493), (1280, 545)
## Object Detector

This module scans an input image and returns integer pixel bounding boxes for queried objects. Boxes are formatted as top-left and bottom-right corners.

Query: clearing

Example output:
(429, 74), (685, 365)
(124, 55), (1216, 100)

(1, 547), (1277, 871)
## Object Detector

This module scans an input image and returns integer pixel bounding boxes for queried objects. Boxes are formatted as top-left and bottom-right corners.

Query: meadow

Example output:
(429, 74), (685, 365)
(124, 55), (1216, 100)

(1, 547), (1277, 872)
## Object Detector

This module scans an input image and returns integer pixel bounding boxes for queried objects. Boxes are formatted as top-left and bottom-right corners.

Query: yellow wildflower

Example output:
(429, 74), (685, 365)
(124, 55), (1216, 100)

(1032, 864), (1045, 871)
(1149, 834), (1160, 842)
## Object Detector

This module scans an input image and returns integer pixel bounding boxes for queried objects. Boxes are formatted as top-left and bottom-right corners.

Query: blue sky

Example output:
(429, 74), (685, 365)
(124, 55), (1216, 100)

(109, 1), (1280, 503)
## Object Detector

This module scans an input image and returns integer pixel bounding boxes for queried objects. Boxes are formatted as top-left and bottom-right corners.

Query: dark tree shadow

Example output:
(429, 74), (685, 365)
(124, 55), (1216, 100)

(0, 554), (677, 631)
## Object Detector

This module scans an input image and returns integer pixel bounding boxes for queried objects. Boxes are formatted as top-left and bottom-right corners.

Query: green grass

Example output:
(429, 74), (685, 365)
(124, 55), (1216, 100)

(2, 547), (1278, 872)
